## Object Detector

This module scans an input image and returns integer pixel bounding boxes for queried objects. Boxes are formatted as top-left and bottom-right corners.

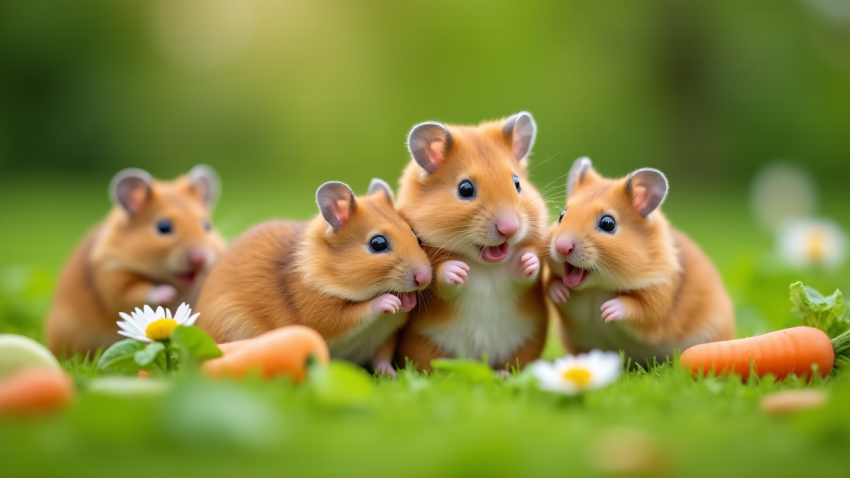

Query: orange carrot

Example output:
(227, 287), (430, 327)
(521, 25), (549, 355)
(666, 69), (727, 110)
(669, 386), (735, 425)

(203, 325), (329, 382)
(680, 326), (835, 380)
(0, 369), (75, 416)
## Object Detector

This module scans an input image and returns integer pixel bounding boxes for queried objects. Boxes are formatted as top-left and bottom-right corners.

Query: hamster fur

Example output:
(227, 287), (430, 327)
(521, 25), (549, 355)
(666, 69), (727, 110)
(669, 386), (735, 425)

(46, 166), (226, 357)
(195, 179), (431, 377)
(395, 112), (550, 373)
(546, 157), (735, 364)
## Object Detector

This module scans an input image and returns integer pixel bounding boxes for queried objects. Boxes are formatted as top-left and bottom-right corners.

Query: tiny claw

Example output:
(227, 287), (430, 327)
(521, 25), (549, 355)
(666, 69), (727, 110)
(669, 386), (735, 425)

(374, 360), (397, 379)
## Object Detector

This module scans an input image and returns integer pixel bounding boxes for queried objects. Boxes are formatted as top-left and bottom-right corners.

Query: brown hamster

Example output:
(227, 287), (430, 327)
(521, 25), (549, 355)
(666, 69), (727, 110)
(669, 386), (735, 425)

(46, 166), (226, 357)
(546, 157), (735, 364)
(395, 112), (550, 373)
(195, 179), (432, 378)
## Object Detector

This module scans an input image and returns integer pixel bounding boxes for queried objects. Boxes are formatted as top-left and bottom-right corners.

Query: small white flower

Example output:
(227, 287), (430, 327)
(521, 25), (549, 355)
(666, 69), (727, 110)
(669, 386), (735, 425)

(778, 218), (847, 270)
(116, 303), (200, 343)
(531, 350), (622, 395)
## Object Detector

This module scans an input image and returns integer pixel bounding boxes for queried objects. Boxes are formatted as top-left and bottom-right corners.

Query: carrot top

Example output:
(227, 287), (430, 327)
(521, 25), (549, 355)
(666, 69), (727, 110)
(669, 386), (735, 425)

(790, 281), (850, 339)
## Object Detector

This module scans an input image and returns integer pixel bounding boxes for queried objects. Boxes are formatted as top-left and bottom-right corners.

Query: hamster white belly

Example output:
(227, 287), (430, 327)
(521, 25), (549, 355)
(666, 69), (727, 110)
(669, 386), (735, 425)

(421, 259), (537, 368)
(558, 288), (707, 365)
(327, 313), (407, 366)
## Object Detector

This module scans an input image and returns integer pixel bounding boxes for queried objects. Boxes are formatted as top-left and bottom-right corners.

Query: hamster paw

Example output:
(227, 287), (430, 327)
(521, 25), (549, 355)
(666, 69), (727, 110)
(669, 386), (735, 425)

(548, 280), (570, 303)
(373, 360), (397, 379)
(147, 285), (177, 304)
(496, 370), (512, 379)
(441, 260), (470, 286)
(371, 293), (402, 315)
(601, 299), (627, 323)
(521, 252), (540, 280)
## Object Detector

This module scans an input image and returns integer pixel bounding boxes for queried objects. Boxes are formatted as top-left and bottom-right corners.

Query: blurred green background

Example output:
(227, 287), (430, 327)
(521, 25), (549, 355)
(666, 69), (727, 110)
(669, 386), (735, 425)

(2, 0), (850, 339)
(3, 2), (850, 476)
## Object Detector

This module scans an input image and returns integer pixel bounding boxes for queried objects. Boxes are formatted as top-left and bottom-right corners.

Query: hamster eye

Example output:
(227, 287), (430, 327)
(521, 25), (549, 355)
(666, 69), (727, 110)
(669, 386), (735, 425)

(457, 180), (475, 199)
(156, 219), (174, 235)
(558, 210), (565, 224)
(411, 229), (422, 247)
(203, 219), (212, 232)
(369, 235), (389, 253)
(598, 215), (616, 233)
(513, 174), (521, 193)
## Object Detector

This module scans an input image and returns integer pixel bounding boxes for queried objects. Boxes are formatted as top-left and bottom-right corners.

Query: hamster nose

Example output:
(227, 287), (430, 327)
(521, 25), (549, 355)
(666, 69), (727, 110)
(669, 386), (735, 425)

(496, 216), (519, 239)
(188, 248), (207, 268)
(556, 237), (575, 256)
(414, 267), (432, 287)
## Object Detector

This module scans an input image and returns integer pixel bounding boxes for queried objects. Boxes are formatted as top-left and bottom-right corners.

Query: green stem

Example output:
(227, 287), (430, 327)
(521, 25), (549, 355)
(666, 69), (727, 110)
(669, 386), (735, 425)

(164, 341), (173, 372)
(831, 329), (850, 359)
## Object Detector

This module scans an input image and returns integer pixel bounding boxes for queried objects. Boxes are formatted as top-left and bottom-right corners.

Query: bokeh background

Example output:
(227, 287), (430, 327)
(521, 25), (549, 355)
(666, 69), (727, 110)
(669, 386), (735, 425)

(4, 2), (850, 476)
(2, 0), (850, 339)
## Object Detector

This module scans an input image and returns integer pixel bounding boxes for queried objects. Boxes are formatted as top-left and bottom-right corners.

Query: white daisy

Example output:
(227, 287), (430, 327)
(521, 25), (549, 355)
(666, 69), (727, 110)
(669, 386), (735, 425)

(116, 303), (200, 343)
(777, 218), (848, 271)
(531, 350), (622, 395)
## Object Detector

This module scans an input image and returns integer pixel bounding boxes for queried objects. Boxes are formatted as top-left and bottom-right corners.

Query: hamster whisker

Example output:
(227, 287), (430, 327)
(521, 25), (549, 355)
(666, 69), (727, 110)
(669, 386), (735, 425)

(594, 253), (627, 291)
(526, 152), (562, 174)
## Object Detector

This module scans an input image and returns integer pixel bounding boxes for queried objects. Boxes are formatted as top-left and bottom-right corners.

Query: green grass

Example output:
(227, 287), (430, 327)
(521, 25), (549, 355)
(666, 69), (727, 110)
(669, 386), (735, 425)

(3, 176), (850, 476)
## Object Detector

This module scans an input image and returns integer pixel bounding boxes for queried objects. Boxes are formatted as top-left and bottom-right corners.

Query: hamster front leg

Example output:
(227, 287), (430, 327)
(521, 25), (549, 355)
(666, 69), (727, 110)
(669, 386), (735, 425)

(313, 293), (402, 338)
(434, 259), (469, 300)
(372, 329), (400, 379)
(93, 268), (177, 315)
(516, 246), (541, 281)
(546, 274), (570, 303)
(599, 285), (677, 343)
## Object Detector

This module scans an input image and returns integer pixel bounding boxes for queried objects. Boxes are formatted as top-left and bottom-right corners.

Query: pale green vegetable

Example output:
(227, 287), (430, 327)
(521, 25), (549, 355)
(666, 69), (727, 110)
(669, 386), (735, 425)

(790, 282), (850, 338)
(87, 377), (170, 396)
(0, 334), (61, 379)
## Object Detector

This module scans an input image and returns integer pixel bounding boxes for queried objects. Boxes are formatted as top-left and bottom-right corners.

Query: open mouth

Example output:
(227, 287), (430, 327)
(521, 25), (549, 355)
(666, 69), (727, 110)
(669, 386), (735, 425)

(175, 271), (199, 287)
(563, 262), (590, 288)
(480, 242), (510, 262)
(393, 291), (417, 312)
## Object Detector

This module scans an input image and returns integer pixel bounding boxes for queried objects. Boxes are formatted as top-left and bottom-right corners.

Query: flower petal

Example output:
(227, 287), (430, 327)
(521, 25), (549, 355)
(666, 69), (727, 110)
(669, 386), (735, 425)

(116, 320), (144, 335)
(118, 313), (144, 333)
(118, 330), (153, 343)
(174, 303), (190, 322)
(182, 312), (201, 326)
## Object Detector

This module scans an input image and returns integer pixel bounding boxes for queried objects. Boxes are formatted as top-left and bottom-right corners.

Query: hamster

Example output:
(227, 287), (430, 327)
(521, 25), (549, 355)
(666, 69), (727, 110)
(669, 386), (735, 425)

(195, 179), (432, 378)
(546, 157), (735, 364)
(395, 112), (550, 374)
(46, 165), (226, 357)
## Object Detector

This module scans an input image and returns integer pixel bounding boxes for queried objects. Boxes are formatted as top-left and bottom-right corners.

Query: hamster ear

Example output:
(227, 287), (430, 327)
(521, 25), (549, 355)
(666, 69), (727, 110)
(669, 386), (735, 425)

(566, 157), (596, 196)
(188, 164), (221, 209)
(367, 178), (394, 204)
(502, 112), (537, 162)
(109, 168), (153, 216)
(407, 122), (453, 174)
(317, 181), (356, 231)
(626, 168), (669, 218)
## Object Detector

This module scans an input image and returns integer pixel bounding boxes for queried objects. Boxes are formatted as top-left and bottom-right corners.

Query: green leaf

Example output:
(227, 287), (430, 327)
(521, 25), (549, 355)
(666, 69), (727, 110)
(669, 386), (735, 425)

(308, 360), (374, 407)
(134, 341), (165, 367)
(97, 339), (146, 370)
(430, 358), (496, 384)
(170, 325), (223, 362)
(790, 281), (850, 338)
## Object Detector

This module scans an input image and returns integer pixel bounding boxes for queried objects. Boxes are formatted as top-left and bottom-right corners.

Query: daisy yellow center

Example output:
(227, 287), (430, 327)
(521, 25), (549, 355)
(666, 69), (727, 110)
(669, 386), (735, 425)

(806, 229), (826, 262)
(562, 367), (592, 388)
(145, 318), (178, 341)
